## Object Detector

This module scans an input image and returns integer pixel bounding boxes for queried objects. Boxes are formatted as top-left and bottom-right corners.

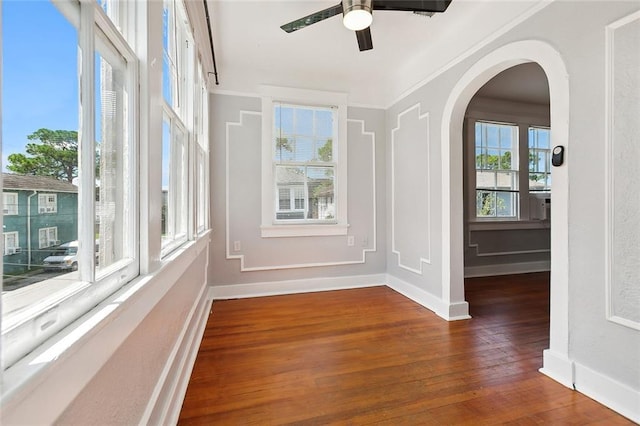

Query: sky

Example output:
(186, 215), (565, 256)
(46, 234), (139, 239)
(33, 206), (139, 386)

(2, 0), (78, 172)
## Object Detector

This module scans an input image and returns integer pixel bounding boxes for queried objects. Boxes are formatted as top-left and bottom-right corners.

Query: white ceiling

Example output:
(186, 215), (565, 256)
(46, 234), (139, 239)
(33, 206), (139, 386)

(207, 0), (551, 107)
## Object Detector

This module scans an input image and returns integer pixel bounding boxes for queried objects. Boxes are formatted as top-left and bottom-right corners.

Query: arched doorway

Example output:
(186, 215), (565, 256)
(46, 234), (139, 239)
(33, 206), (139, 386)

(441, 40), (573, 387)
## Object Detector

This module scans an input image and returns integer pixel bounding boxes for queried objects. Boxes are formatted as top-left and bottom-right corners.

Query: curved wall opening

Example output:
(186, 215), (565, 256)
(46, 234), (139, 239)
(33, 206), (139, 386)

(441, 40), (573, 386)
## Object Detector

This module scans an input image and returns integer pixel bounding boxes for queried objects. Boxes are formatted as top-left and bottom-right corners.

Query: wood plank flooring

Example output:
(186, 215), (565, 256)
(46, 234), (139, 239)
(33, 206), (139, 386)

(178, 273), (633, 425)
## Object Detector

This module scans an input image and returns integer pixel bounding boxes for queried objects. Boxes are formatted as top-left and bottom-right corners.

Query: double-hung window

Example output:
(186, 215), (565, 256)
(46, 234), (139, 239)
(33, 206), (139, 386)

(475, 121), (519, 218)
(274, 103), (337, 222)
(3, 193), (18, 215)
(38, 227), (58, 249)
(528, 126), (552, 192)
(38, 194), (57, 214)
(161, 0), (193, 255)
(261, 87), (348, 237)
(4, 232), (19, 256)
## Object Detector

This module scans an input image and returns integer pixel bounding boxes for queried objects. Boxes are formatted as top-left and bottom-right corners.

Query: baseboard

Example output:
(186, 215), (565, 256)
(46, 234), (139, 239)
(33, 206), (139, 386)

(140, 282), (212, 425)
(464, 260), (551, 278)
(540, 349), (574, 389)
(210, 273), (387, 299)
(385, 274), (470, 321)
(574, 361), (640, 424)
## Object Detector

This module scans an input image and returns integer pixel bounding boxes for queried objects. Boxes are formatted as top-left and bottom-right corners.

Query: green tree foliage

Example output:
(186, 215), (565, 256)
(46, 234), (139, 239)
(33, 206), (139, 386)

(317, 139), (332, 162)
(476, 151), (512, 170)
(7, 129), (78, 183)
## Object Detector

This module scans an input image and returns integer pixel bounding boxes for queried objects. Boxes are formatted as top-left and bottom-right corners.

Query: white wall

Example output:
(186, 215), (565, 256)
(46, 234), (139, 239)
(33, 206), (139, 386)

(208, 94), (387, 295)
(385, 1), (640, 421)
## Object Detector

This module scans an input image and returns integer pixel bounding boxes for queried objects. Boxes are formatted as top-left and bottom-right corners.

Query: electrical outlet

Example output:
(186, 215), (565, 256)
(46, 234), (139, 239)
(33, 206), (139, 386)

(233, 241), (241, 251)
(362, 236), (368, 247)
(347, 235), (355, 246)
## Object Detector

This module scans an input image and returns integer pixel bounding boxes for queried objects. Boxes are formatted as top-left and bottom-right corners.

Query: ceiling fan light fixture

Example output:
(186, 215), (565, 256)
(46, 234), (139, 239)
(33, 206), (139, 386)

(342, 0), (373, 31)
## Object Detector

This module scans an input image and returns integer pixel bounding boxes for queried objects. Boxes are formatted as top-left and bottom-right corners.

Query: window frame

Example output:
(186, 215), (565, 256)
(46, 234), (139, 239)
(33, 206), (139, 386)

(3, 231), (19, 256)
(38, 193), (58, 214)
(3, 193), (18, 215)
(38, 227), (59, 249)
(473, 120), (520, 220)
(161, 0), (194, 257)
(260, 86), (348, 238)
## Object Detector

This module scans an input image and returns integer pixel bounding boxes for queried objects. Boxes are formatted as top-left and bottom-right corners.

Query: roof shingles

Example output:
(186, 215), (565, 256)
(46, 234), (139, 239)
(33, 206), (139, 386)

(2, 173), (78, 193)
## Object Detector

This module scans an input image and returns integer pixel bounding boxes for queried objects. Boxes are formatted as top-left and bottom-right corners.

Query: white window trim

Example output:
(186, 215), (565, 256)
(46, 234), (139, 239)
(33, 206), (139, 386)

(4, 231), (20, 255)
(260, 85), (348, 238)
(38, 193), (58, 214)
(3, 192), (18, 215)
(38, 227), (58, 249)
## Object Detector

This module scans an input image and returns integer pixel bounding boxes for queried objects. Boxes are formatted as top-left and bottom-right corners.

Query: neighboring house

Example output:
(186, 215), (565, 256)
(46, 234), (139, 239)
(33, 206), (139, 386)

(2, 173), (78, 275)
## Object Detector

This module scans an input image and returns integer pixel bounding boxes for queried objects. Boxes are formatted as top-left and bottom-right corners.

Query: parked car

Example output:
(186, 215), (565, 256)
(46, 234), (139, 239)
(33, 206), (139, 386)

(43, 241), (79, 271)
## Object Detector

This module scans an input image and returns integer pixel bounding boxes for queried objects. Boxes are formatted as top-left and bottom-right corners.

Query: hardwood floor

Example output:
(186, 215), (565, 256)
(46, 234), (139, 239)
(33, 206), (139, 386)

(179, 273), (632, 425)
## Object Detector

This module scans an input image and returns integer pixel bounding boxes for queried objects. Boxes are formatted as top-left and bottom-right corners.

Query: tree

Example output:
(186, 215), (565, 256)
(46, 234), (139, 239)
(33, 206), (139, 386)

(317, 139), (332, 162)
(7, 129), (78, 183)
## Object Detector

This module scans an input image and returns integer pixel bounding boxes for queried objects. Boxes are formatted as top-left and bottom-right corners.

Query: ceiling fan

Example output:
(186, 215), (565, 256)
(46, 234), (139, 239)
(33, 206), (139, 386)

(280, 0), (453, 52)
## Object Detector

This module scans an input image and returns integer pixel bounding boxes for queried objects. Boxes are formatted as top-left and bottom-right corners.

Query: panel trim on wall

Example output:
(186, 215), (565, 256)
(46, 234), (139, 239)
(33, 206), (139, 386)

(391, 104), (431, 275)
(225, 114), (377, 271)
(141, 281), (212, 425)
(604, 10), (640, 331)
(467, 231), (550, 257)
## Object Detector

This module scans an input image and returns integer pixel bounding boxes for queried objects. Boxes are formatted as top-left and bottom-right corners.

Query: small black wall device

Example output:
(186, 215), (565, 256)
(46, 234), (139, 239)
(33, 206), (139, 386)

(552, 145), (565, 166)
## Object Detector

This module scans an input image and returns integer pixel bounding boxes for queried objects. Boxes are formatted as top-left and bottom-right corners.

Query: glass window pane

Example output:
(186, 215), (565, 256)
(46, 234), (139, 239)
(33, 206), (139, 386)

(95, 35), (131, 273)
(307, 166), (335, 220)
(296, 108), (313, 135)
(162, 115), (171, 241)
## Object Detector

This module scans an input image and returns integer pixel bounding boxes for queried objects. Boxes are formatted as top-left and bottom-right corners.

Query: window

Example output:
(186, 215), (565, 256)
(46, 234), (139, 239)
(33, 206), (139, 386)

(161, 0), (193, 255)
(470, 119), (551, 221)
(1, 1), (138, 370)
(4, 232), (19, 256)
(261, 86), (348, 237)
(38, 227), (59, 249)
(38, 193), (58, 214)
(528, 127), (552, 191)
(475, 122), (519, 218)
(273, 104), (336, 222)
(2, 0), (209, 379)
(3, 193), (18, 215)
(195, 63), (209, 235)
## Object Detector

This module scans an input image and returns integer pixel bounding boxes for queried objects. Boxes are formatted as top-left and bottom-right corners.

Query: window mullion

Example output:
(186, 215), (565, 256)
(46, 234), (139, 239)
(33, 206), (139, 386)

(78, 2), (97, 282)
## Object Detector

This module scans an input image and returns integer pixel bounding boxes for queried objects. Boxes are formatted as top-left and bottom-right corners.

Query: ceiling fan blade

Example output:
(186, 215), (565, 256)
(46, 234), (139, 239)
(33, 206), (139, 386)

(280, 3), (343, 33)
(355, 27), (373, 51)
(372, 0), (452, 12)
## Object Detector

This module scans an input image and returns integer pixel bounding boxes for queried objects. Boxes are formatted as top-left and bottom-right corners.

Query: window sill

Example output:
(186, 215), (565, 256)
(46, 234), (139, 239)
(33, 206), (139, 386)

(468, 220), (550, 231)
(261, 223), (349, 238)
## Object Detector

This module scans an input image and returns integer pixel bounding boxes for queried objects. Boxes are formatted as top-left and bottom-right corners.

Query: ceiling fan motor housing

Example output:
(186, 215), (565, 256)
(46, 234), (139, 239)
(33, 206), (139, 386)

(342, 0), (373, 31)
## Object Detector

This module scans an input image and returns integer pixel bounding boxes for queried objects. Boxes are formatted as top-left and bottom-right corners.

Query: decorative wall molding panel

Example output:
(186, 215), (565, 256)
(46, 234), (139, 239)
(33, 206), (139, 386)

(391, 104), (431, 274)
(467, 229), (550, 257)
(605, 11), (640, 330)
(225, 113), (378, 271)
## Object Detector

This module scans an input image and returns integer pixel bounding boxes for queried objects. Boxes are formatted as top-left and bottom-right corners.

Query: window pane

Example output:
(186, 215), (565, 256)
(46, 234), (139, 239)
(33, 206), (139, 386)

(95, 33), (132, 273)
(307, 166), (335, 220)
(528, 127), (551, 191)
(162, 115), (171, 241)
